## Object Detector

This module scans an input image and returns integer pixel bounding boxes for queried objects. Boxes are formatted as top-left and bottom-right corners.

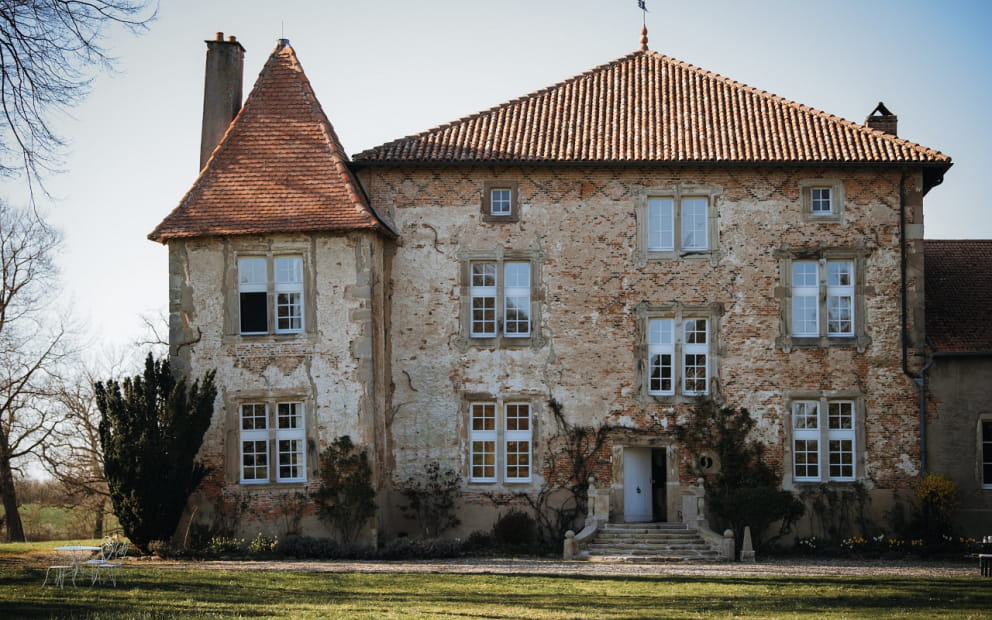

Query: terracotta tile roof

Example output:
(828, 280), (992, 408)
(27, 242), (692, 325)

(150, 41), (395, 243)
(925, 240), (992, 353)
(353, 49), (951, 169)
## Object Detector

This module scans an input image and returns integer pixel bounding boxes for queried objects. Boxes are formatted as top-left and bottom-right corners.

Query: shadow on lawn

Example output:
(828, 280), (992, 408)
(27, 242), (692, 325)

(4, 569), (991, 618)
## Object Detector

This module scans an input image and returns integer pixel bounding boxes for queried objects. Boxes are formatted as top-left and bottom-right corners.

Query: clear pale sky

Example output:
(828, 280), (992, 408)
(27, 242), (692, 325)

(10, 0), (991, 353)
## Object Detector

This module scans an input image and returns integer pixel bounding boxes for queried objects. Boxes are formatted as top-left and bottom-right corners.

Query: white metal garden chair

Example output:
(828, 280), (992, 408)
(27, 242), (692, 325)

(43, 562), (74, 588)
(89, 539), (129, 586)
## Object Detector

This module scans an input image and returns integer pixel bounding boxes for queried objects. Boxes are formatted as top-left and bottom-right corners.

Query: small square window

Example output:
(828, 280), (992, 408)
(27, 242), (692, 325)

(800, 179), (844, 223)
(481, 181), (519, 222)
(490, 189), (512, 216)
(810, 188), (832, 214)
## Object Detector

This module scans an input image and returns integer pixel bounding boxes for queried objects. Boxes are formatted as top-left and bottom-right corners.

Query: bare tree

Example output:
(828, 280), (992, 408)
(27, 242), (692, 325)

(0, 0), (156, 193)
(0, 201), (71, 541)
(40, 370), (111, 538)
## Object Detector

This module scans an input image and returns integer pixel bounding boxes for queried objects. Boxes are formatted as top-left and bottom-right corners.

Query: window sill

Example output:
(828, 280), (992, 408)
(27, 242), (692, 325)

(638, 393), (713, 405)
(460, 334), (546, 350)
(777, 335), (871, 353)
(804, 213), (843, 223)
(224, 332), (318, 346)
(481, 214), (520, 224)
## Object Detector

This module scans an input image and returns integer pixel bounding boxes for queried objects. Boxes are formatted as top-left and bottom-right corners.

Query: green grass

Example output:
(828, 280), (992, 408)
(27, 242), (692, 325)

(1, 565), (990, 619)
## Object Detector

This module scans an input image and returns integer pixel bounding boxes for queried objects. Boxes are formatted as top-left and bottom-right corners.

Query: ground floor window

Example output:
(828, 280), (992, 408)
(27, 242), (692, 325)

(787, 395), (862, 484)
(469, 401), (532, 483)
(239, 401), (307, 484)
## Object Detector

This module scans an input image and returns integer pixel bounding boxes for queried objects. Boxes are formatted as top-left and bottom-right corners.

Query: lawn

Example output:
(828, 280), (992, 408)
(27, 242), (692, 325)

(2, 542), (990, 619)
(2, 563), (991, 619)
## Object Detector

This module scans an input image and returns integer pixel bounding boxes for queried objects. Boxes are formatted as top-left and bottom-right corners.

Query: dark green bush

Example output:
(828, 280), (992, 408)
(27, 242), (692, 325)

(492, 509), (536, 546)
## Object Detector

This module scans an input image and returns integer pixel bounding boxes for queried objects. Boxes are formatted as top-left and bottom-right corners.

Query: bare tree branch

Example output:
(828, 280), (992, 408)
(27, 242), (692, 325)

(0, 0), (156, 195)
(0, 200), (75, 541)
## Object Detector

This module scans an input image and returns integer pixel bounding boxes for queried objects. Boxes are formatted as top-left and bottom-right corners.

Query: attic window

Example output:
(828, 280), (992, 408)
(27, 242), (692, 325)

(481, 181), (519, 223)
(799, 179), (844, 223)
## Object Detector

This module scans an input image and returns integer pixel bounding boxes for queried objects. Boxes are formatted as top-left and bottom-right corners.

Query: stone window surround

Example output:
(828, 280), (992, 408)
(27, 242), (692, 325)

(225, 389), (317, 486)
(634, 301), (724, 404)
(457, 246), (546, 349)
(635, 184), (723, 266)
(462, 391), (540, 486)
(782, 390), (866, 490)
(481, 180), (520, 223)
(774, 245), (873, 353)
(223, 238), (318, 343)
(799, 178), (845, 223)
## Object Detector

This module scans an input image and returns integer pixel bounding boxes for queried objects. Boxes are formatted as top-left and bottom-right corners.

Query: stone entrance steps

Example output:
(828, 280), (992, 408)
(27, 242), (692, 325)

(580, 522), (723, 563)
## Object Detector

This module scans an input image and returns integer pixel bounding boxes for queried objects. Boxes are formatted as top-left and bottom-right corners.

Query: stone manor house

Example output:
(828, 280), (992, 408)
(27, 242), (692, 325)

(150, 30), (990, 546)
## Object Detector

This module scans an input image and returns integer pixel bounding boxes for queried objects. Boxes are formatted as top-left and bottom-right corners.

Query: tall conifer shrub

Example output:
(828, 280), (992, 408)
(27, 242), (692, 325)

(95, 354), (216, 551)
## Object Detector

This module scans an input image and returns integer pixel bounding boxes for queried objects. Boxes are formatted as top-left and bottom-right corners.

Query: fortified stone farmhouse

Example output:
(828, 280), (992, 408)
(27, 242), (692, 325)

(150, 30), (969, 548)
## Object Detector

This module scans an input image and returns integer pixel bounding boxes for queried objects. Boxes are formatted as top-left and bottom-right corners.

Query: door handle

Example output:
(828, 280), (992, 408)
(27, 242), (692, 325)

(636, 486), (641, 494)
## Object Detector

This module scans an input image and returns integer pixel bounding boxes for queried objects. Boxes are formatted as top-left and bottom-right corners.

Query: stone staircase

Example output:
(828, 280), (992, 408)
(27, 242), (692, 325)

(579, 522), (724, 563)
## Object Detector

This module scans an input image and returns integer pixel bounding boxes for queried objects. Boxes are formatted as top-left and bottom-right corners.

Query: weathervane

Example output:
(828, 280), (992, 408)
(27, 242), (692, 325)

(638, 0), (649, 51)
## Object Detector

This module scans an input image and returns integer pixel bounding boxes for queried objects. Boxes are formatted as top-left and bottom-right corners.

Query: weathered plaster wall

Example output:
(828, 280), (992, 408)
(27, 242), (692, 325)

(167, 231), (390, 539)
(927, 355), (992, 537)
(359, 164), (922, 535)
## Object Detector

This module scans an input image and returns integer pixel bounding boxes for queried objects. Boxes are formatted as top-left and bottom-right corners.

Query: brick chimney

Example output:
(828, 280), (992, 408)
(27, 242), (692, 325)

(200, 32), (245, 170)
(865, 102), (897, 137)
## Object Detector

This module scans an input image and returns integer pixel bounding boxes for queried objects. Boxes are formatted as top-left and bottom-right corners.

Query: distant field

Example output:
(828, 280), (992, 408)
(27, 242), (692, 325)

(0, 503), (119, 542)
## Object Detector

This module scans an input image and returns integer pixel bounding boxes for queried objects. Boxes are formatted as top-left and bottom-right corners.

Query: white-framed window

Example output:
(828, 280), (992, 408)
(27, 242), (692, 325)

(645, 311), (715, 399)
(470, 261), (531, 338)
(647, 196), (710, 252)
(239, 403), (269, 482)
(239, 401), (307, 484)
(469, 401), (532, 483)
(238, 255), (305, 335)
(637, 185), (721, 263)
(274, 257), (303, 333)
(490, 188), (512, 216)
(504, 403), (532, 482)
(810, 187), (833, 214)
(482, 181), (519, 222)
(789, 259), (855, 338)
(982, 419), (992, 489)
(799, 179), (845, 222)
(791, 400), (857, 483)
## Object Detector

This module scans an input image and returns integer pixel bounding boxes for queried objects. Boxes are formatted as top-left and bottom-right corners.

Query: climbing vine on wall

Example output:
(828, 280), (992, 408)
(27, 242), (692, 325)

(676, 398), (804, 551)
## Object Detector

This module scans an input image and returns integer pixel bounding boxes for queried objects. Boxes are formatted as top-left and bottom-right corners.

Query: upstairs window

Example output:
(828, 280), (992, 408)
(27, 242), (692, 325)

(800, 179), (845, 223)
(637, 184), (721, 263)
(790, 259), (855, 338)
(810, 187), (833, 214)
(777, 247), (870, 351)
(647, 196), (709, 252)
(470, 261), (531, 338)
(238, 255), (304, 335)
(489, 188), (512, 216)
(648, 317), (710, 397)
(481, 181), (519, 222)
